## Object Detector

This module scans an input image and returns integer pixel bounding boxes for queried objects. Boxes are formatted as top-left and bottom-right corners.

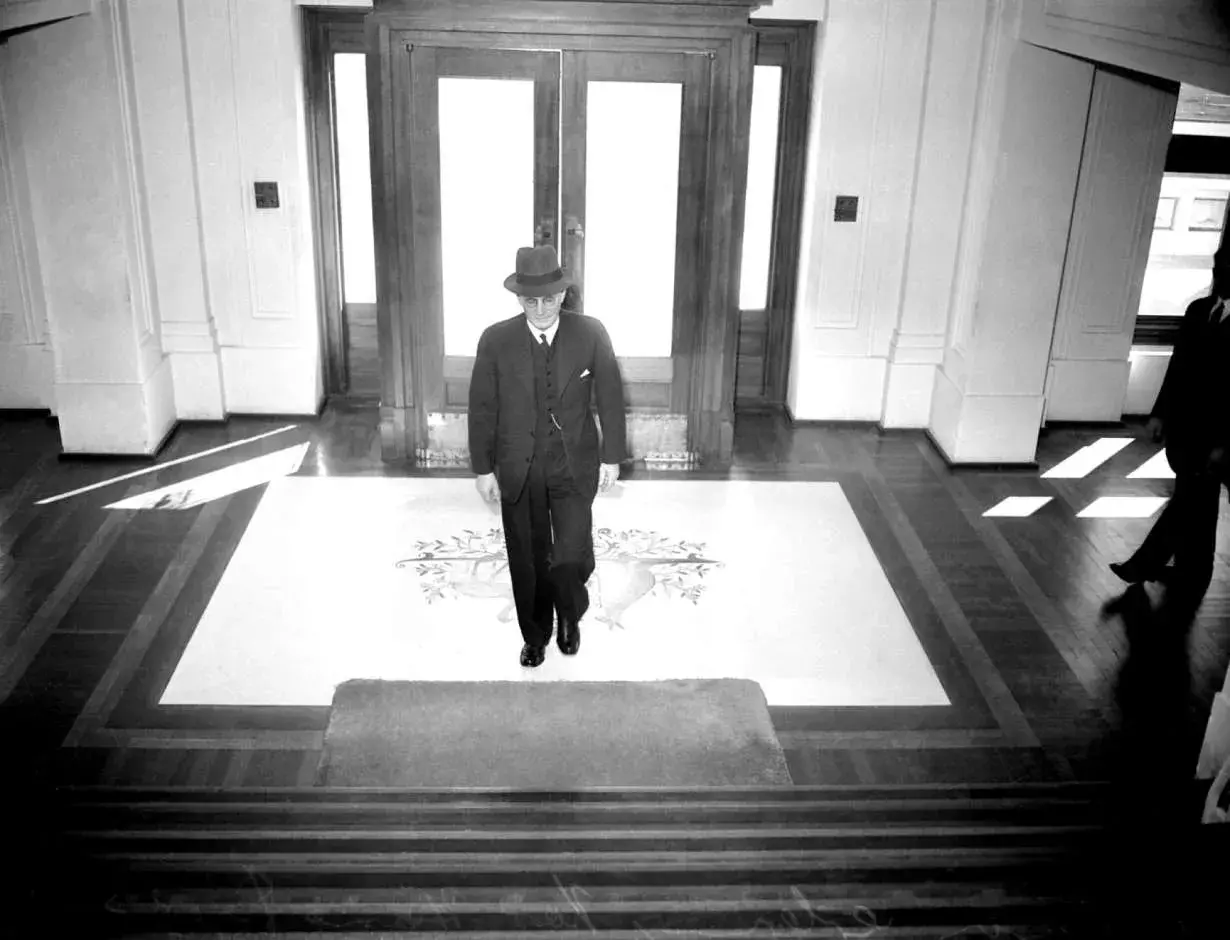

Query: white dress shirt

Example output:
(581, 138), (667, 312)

(526, 316), (560, 346)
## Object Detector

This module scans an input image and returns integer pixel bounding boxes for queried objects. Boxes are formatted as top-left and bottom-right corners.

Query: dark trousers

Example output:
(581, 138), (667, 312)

(500, 454), (596, 647)
(1130, 469), (1225, 594)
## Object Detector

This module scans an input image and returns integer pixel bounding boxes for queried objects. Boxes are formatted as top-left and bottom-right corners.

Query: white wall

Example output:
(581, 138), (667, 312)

(760, 0), (932, 422)
(0, 0), (322, 445)
(763, 0), (1197, 462)
(182, 0), (322, 416)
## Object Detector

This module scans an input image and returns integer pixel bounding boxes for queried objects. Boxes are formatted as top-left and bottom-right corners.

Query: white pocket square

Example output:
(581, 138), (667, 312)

(580, 368), (591, 379)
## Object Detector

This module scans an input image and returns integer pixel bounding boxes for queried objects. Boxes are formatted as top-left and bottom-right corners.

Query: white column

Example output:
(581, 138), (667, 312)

(884, 0), (989, 428)
(5, 4), (176, 453)
(1043, 69), (1176, 422)
(126, 0), (225, 419)
(0, 42), (53, 410)
(930, 21), (1094, 464)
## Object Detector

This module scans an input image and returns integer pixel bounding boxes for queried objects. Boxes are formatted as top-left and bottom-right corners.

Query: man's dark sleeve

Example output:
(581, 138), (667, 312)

(592, 319), (627, 465)
(1151, 299), (1198, 423)
(469, 328), (498, 475)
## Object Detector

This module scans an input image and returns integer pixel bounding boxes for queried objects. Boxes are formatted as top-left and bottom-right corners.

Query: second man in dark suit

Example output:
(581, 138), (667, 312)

(468, 246), (628, 667)
(1111, 245), (1230, 597)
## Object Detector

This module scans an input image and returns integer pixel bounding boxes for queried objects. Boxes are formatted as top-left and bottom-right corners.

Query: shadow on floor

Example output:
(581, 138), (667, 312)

(1087, 581), (1228, 936)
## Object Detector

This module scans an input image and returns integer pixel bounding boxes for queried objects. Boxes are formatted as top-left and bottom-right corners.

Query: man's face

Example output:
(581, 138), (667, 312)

(519, 291), (566, 331)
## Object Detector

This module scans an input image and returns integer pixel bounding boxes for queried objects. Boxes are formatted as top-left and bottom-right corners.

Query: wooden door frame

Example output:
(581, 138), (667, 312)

(737, 19), (816, 411)
(367, 0), (760, 467)
(303, 11), (368, 397)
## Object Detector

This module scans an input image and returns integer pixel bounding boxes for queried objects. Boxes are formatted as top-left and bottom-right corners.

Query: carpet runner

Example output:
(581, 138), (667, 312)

(315, 677), (793, 787)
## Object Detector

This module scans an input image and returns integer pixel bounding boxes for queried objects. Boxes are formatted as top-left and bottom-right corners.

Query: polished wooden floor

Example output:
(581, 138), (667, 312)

(3, 401), (1229, 934)
(2, 402), (1228, 789)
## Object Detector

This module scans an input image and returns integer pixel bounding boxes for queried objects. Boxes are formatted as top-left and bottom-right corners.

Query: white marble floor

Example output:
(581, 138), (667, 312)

(160, 477), (949, 708)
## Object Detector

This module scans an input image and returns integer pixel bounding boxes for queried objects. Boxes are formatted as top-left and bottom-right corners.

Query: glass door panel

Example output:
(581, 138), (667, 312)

(439, 77), (536, 356)
(562, 49), (710, 408)
(584, 81), (682, 358)
(408, 46), (560, 414)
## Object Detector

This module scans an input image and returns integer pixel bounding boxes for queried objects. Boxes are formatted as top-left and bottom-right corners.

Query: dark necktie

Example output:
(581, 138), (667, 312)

(1211, 299), (1226, 326)
(539, 332), (550, 351)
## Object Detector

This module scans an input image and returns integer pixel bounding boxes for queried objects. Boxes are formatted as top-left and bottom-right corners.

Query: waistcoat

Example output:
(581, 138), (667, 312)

(530, 333), (569, 474)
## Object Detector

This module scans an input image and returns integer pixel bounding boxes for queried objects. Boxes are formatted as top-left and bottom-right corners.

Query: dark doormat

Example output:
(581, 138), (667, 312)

(316, 678), (794, 787)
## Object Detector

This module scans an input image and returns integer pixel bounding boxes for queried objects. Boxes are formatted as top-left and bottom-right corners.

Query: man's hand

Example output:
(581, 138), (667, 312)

(1145, 416), (1165, 444)
(598, 463), (619, 494)
(475, 472), (500, 503)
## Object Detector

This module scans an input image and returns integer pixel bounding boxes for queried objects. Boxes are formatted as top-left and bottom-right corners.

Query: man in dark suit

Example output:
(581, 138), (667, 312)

(469, 245), (628, 667)
(1110, 244), (1230, 596)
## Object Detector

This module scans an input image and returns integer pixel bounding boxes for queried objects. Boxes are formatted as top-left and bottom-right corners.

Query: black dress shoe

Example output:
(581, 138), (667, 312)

(1109, 561), (1163, 584)
(557, 618), (580, 655)
(520, 643), (546, 667)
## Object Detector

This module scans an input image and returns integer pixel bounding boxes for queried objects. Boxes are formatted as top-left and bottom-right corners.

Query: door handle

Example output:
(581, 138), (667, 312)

(564, 215), (585, 285)
(534, 217), (554, 246)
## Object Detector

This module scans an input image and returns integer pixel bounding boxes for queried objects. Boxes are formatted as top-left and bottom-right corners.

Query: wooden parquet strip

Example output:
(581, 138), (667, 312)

(852, 458), (1039, 747)
(0, 501), (136, 700)
(911, 437), (1114, 710)
(62, 498), (233, 746)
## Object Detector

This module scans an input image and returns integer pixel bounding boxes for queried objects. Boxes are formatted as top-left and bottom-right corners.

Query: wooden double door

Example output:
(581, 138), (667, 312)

(368, 1), (758, 467)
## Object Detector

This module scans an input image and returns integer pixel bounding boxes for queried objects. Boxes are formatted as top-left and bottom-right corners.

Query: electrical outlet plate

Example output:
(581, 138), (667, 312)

(254, 181), (280, 209)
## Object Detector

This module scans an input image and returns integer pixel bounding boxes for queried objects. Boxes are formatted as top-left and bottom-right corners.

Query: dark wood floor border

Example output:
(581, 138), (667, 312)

(107, 485), (330, 732)
(0, 498), (140, 701)
(62, 499), (235, 747)
(0, 450), (56, 531)
(849, 455), (1040, 747)
(910, 437), (1116, 720)
(814, 472), (1000, 732)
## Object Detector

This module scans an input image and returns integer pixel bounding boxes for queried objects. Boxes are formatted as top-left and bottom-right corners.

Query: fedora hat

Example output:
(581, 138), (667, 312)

(504, 245), (572, 297)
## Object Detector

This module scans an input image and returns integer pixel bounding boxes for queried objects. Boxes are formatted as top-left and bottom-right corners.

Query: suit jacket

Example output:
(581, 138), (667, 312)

(468, 311), (627, 502)
(1152, 293), (1230, 475)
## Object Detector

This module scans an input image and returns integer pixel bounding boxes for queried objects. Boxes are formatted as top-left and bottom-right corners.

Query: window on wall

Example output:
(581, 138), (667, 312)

(1133, 83), (1230, 346)
(1135, 176), (1228, 323)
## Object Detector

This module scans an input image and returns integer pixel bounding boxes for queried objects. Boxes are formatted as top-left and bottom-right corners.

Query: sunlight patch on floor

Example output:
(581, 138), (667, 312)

(983, 496), (1053, 518)
(1040, 437), (1133, 479)
(1077, 495), (1168, 518)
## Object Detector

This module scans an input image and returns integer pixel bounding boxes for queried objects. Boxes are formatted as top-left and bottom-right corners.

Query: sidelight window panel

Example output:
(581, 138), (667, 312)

(334, 54), (377, 304)
(739, 65), (782, 311)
